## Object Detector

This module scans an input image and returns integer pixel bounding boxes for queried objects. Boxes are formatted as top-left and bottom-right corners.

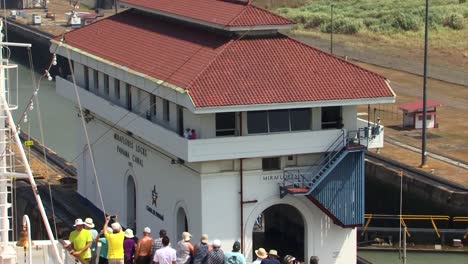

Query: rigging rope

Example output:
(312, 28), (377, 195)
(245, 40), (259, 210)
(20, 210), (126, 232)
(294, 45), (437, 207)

(65, 47), (107, 217)
(26, 47), (59, 239)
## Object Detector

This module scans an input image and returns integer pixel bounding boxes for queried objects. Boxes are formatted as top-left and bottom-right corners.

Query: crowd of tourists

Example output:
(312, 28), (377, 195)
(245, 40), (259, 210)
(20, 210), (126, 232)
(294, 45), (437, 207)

(67, 216), (319, 264)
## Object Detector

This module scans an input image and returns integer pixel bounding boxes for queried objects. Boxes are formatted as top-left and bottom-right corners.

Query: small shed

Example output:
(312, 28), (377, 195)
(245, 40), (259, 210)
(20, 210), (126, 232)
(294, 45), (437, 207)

(399, 100), (442, 129)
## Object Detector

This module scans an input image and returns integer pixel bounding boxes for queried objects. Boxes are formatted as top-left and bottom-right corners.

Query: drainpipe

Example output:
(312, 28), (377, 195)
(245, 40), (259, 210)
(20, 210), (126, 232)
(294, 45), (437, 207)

(239, 111), (244, 253)
(240, 157), (244, 253)
(238, 113), (257, 254)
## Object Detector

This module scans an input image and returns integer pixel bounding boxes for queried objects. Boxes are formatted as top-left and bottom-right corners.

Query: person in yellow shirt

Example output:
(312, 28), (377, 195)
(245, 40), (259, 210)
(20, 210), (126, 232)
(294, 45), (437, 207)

(68, 218), (93, 263)
(103, 215), (125, 264)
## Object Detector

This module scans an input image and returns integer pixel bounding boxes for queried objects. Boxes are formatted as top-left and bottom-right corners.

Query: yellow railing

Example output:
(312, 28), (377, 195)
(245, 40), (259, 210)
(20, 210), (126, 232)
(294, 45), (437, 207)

(361, 214), (452, 238)
(453, 217), (468, 239)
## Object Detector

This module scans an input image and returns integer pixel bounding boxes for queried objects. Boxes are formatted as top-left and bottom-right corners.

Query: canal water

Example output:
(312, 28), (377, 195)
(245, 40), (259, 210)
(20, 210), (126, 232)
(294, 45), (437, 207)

(10, 58), (78, 162)
(358, 251), (468, 263)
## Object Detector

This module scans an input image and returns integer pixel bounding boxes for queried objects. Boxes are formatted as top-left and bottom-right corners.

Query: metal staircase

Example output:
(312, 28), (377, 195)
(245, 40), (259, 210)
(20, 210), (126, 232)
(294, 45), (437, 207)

(280, 129), (356, 197)
(279, 129), (368, 227)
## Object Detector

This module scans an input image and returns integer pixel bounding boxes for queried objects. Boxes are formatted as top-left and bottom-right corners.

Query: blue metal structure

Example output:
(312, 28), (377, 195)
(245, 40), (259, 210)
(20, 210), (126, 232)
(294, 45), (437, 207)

(280, 130), (367, 227)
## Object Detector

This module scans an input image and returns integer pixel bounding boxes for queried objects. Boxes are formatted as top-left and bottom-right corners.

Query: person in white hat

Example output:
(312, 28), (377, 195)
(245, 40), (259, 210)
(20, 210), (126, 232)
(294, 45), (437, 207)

(84, 218), (99, 264)
(103, 215), (125, 263)
(68, 218), (93, 263)
(192, 234), (210, 264)
(253, 248), (267, 264)
(124, 229), (138, 264)
(176, 231), (194, 264)
(135, 227), (154, 264)
(262, 250), (280, 264)
(96, 227), (113, 264)
(206, 239), (224, 264)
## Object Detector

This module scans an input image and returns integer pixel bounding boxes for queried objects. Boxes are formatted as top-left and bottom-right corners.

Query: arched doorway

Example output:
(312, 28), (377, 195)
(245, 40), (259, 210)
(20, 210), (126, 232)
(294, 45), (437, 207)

(252, 204), (304, 262)
(126, 176), (136, 231)
(176, 207), (188, 238)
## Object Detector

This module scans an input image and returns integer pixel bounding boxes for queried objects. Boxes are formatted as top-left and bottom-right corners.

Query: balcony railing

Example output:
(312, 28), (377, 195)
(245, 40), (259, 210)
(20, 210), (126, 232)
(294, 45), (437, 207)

(57, 77), (356, 162)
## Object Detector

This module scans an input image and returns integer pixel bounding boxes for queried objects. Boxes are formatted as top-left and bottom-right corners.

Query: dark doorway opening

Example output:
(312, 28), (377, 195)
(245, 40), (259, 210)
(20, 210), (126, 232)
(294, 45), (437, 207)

(252, 204), (304, 262)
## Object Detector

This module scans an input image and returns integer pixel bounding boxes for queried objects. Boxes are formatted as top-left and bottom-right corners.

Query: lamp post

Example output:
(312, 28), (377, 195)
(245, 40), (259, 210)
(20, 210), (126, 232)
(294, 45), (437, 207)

(330, 4), (334, 55)
(420, 0), (429, 168)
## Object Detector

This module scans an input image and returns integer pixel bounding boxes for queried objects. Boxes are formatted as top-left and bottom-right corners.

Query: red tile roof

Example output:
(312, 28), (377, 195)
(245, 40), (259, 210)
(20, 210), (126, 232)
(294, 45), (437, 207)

(399, 100), (442, 112)
(121, 0), (294, 27)
(60, 10), (394, 108)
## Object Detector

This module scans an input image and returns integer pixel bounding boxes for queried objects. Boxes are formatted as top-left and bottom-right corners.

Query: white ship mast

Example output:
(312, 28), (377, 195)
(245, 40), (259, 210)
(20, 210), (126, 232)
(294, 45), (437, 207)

(0, 19), (63, 263)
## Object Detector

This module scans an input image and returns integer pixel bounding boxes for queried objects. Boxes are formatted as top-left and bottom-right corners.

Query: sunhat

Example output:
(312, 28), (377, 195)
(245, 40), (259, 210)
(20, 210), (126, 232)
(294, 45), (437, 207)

(73, 218), (85, 226)
(111, 222), (121, 232)
(84, 218), (95, 228)
(201, 234), (208, 243)
(268, 249), (279, 257)
(212, 239), (221, 248)
(182, 231), (192, 241)
(124, 229), (134, 238)
(255, 248), (268, 258)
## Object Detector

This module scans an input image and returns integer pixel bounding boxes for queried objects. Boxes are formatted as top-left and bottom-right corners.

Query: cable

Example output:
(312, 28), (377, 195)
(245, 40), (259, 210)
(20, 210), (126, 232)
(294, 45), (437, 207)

(26, 47), (59, 239)
(65, 47), (106, 217)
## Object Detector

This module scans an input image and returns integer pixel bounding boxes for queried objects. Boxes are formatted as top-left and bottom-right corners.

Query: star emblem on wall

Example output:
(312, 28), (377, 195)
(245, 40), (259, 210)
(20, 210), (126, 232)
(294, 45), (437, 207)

(152, 185), (158, 207)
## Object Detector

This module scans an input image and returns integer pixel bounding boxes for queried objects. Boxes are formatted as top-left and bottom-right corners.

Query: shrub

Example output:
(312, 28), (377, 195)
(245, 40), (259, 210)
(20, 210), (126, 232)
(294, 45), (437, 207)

(444, 13), (465, 29)
(320, 17), (362, 35)
(391, 12), (420, 31)
(304, 13), (328, 28)
(363, 18), (379, 27)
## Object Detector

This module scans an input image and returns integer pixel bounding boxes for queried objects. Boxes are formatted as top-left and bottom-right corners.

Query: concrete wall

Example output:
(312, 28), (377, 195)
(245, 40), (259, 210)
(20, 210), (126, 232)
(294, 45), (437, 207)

(200, 169), (356, 264)
(366, 160), (468, 215)
(77, 119), (203, 244)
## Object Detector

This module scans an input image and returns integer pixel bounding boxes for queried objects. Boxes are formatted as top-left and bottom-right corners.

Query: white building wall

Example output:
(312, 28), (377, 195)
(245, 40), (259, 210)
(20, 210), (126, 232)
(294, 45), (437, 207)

(200, 169), (356, 264)
(342, 105), (357, 131)
(77, 119), (203, 244)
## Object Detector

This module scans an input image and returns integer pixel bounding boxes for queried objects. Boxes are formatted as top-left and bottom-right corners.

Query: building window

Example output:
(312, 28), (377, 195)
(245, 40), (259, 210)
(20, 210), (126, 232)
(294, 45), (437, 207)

(150, 94), (157, 117)
(84, 65), (89, 90)
(291, 108), (311, 131)
(104, 74), (109, 96)
(248, 109), (311, 134)
(163, 99), (170, 122)
(247, 111), (268, 134)
(321, 106), (342, 129)
(93, 69), (99, 93)
(126, 83), (132, 111)
(269, 109), (290, 132)
(114, 79), (120, 100)
(262, 157), (280, 171)
(216, 112), (236, 136)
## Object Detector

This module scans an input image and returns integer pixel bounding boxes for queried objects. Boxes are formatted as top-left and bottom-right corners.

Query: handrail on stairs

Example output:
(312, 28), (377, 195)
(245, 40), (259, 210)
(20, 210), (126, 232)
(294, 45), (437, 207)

(281, 128), (369, 196)
(282, 129), (346, 189)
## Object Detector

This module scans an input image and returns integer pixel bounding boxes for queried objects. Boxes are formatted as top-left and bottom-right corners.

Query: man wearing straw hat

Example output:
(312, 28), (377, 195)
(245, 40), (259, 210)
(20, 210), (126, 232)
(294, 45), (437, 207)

(253, 248), (267, 264)
(85, 218), (99, 264)
(69, 218), (93, 264)
(261, 250), (280, 264)
(103, 215), (125, 263)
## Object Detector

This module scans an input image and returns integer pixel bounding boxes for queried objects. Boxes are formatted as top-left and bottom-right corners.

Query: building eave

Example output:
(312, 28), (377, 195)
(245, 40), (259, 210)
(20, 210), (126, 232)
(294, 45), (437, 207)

(50, 40), (187, 94)
(121, 2), (293, 32)
(192, 96), (396, 114)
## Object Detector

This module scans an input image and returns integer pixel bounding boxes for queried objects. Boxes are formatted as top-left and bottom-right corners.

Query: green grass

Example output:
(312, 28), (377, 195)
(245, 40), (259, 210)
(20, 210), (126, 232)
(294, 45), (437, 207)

(255, 0), (468, 66)
(274, 0), (467, 34)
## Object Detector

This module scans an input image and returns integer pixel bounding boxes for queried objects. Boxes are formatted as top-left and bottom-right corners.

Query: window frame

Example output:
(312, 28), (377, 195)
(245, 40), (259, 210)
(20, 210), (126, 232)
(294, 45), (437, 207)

(103, 74), (109, 97)
(163, 99), (170, 122)
(247, 109), (311, 134)
(216, 112), (237, 136)
(262, 157), (281, 171)
(84, 65), (89, 90)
